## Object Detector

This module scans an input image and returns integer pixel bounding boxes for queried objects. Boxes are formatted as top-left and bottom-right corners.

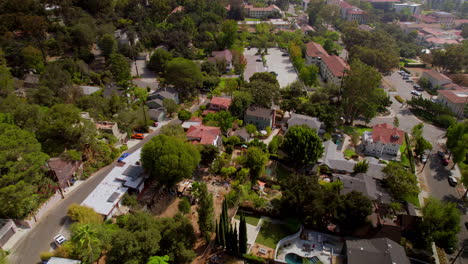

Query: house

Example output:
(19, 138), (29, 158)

(320, 140), (386, 178)
(48, 158), (83, 189)
(244, 106), (276, 130)
(332, 0), (367, 23)
(0, 219), (17, 249)
(424, 11), (456, 27)
(146, 87), (179, 109)
(114, 29), (139, 46)
(207, 50), (233, 71)
(103, 83), (124, 98)
(79, 85), (101, 95)
(82, 149), (147, 219)
(394, 3), (421, 15)
(437, 89), (468, 118)
(244, 4), (283, 19)
(421, 69), (453, 89)
(23, 73), (40, 89)
(132, 79), (158, 91)
(345, 238), (411, 264)
(208, 97), (232, 112)
(305, 41), (349, 85)
(231, 127), (251, 142)
(186, 125), (222, 146)
(182, 116), (203, 130)
(46, 257), (81, 264)
(333, 173), (391, 203)
(362, 124), (404, 158)
(287, 113), (322, 132)
(148, 107), (167, 122)
(96, 121), (128, 146)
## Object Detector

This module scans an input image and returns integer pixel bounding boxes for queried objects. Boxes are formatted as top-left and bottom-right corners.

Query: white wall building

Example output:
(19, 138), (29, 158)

(362, 124), (404, 158)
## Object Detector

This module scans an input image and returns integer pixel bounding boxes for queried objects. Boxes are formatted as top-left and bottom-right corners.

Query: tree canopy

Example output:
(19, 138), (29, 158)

(165, 58), (203, 100)
(281, 125), (324, 167)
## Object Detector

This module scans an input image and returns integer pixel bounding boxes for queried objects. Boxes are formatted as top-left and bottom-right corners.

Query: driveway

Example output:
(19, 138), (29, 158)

(244, 48), (266, 81)
(264, 48), (299, 88)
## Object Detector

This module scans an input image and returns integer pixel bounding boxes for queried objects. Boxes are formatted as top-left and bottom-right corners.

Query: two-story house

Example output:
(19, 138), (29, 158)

(362, 123), (404, 158)
(204, 97), (232, 115)
(186, 125), (222, 146)
(146, 87), (179, 109)
(244, 106), (275, 130)
(207, 50), (233, 72)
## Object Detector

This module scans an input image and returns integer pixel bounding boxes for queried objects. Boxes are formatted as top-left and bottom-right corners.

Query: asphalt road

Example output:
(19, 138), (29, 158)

(244, 48), (265, 81)
(8, 119), (179, 264)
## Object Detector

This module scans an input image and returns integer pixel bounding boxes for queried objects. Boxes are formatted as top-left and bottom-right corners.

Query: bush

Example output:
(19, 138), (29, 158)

(435, 115), (456, 128)
(67, 203), (103, 224)
(40, 252), (55, 261)
(242, 253), (267, 264)
(395, 95), (405, 103)
(120, 145), (128, 152)
(178, 109), (192, 121)
(178, 197), (191, 214)
(121, 194), (138, 207)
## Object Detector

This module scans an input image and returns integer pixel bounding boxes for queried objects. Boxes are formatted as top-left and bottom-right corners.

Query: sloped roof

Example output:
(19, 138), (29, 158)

(208, 50), (233, 63)
(334, 173), (391, 203)
(287, 113), (322, 131)
(246, 106), (273, 119)
(186, 125), (221, 145)
(210, 97), (232, 109)
(438, 89), (468, 104)
(48, 158), (81, 188)
(322, 55), (349, 77)
(305, 41), (329, 58)
(371, 123), (404, 145)
(346, 238), (410, 264)
(423, 69), (452, 82)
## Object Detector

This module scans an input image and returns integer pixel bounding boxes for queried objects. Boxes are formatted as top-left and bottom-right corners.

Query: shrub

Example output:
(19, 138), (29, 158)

(435, 115), (456, 128)
(67, 203), (103, 224)
(120, 145), (128, 152)
(395, 95), (405, 103)
(178, 197), (191, 214)
(121, 194), (138, 207)
(40, 252), (55, 261)
(242, 254), (267, 264)
(178, 109), (192, 121)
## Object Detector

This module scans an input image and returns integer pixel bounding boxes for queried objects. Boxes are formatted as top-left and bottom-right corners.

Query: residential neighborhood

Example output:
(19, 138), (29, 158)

(0, 0), (467, 264)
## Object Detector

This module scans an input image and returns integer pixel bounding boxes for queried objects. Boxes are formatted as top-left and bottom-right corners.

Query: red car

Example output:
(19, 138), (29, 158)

(131, 133), (144, 140)
(153, 122), (159, 127)
(441, 157), (449, 166)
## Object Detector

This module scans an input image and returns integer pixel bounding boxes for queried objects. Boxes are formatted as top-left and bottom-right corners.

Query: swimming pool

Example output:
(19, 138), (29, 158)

(285, 253), (321, 264)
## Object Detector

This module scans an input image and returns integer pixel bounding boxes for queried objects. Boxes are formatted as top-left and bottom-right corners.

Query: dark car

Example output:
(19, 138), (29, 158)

(256, 58), (262, 62)
(270, 71), (278, 76)
(282, 53), (288, 56)
(441, 157), (449, 166)
(437, 151), (445, 157)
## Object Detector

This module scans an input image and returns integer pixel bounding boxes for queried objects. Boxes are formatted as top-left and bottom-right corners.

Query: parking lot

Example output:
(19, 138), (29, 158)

(264, 48), (299, 88)
(384, 71), (432, 101)
(244, 48), (266, 81)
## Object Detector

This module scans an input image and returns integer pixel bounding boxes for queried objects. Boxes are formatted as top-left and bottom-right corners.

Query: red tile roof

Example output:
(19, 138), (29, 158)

(438, 89), (468, 104)
(424, 69), (452, 82)
(305, 41), (329, 58)
(244, 4), (280, 12)
(322, 55), (349, 77)
(372, 123), (404, 145)
(210, 97), (232, 109)
(208, 50), (233, 63)
(339, 1), (353, 9)
(186, 125), (221, 145)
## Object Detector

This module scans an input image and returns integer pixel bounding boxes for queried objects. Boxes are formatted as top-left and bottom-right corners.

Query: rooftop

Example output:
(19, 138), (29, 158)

(79, 85), (101, 95)
(186, 125), (221, 145)
(208, 49), (233, 63)
(370, 123), (404, 145)
(287, 113), (322, 131)
(424, 69), (452, 82)
(246, 106), (274, 119)
(305, 41), (329, 58)
(438, 89), (468, 104)
(48, 158), (81, 188)
(81, 149), (145, 216)
(46, 257), (81, 264)
(244, 4), (281, 12)
(210, 96), (232, 109)
(322, 55), (349, 77)
(334, 173), (391, 203)
(346, 238), (410, 264)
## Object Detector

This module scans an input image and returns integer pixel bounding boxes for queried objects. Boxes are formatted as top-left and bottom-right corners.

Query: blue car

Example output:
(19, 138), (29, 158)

(118, 153), (130, 162)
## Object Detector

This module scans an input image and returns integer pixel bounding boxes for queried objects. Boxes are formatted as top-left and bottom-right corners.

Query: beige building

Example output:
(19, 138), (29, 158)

(244, 4), (282, 18)
(437, 89), (468, 118)
(305, 41), (349, 86)
(421, 69), (453, 89)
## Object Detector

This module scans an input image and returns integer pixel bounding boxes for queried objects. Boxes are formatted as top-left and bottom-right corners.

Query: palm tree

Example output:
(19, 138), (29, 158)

(71, 224), (101, 264)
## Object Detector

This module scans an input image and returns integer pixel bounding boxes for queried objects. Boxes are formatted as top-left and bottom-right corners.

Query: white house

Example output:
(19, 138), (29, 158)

(362, 123), (404, 158)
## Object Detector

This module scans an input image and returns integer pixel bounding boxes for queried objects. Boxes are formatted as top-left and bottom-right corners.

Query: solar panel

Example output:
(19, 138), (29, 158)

(107, 192), (120, 202)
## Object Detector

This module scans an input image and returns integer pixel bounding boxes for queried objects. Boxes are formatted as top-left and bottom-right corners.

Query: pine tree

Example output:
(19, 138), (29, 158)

(239, 214), (248, 253)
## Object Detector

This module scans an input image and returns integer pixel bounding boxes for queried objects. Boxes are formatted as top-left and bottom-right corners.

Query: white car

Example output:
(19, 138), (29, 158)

(411, 90), (421, 96)
(54, 234), (66, 246)
(448, 176), (458, 187)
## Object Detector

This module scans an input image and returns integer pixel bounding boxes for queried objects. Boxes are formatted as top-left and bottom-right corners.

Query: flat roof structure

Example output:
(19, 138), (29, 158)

(81, 149), (145, 217)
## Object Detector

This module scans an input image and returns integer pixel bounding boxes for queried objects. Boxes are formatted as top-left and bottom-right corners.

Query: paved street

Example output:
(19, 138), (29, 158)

(8, 119), (179, 264)
(384, 71), (431, 101)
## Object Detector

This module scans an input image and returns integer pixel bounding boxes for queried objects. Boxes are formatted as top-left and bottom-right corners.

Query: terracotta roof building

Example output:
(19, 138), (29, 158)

(421, 69), (453, 89)
(437, 89), (468, 118)
(244, 4), (282, 18)
(186, 125), (222, 145)
(208, 97), (232, 112)
(305, 41), (328, 64)
(362, 123), (404, 158)
(305, 41), (349, 85)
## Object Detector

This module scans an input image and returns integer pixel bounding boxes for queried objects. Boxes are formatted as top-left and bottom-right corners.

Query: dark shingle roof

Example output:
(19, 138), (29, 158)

(346, 238), (410, 264)
(246, 106), (273, 119)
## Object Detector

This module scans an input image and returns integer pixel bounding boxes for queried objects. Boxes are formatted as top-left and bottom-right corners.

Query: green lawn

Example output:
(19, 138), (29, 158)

(255, 220), (300, 248)
(399, 140), (411, 167)
(344, 148), (357, 159)
(235, 213), (261, 226)
(216, 78), (226, 90)
(245, 18), (261, 21)
(342, 126), (371, 136)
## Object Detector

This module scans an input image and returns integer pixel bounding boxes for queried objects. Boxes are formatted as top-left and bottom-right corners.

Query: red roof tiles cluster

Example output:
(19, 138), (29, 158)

(322, 55), (349, 77)
(372, 124), (404, 145)
(438, 89), (468, 104)
(210, 97), (232, 109)
(186, 125), (221, 145)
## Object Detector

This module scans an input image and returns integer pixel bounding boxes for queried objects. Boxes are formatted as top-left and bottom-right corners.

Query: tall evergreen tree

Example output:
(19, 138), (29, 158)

(215, 219), (220, 246)
(233, 225), (239, 254)
(239, 214), (248, 254)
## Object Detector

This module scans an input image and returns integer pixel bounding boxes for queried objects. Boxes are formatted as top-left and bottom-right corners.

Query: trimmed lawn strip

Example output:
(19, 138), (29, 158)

(235, 214), (261, 226)
(344, 148), (356, 159)
(255, 220), (300, 249)
(342, 126), (371, 136)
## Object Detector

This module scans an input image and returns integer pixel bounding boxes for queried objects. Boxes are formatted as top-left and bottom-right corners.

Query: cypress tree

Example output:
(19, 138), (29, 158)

(215, 219), (220, 246)
(219, 218), (226, 248)
(226, 224), (232, 251)
(239, 214), (248, 253)
(233, 225), (239, 254)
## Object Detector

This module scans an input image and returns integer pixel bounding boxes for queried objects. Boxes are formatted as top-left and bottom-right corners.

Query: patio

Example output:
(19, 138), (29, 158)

(275, 229), (344, 264)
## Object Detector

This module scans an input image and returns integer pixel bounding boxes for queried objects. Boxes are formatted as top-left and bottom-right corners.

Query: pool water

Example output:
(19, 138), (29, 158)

(285, 253), (321, 264)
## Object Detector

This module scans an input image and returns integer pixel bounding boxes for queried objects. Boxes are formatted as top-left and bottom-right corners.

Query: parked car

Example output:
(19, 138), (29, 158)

(256, 58), (262, 62)
(118, 153), (130, 162)
(413, 85), (423, 91)
(437, 151), (445, 157)
(421, 154), (428, 163)
(406, 80), (414, 83)
(270, 71), (278, 76)
(131, 133), (144, 140)
(282, 53), (288, 56)
(153, 122), (159, 127)
(430, 97), (437, 103)
(54, 235), (66, 246)
(411, 90), (422, 96)
(403, 76), (409, 80)
(448, 176), (458, 187)
(441, 157), (449, 166)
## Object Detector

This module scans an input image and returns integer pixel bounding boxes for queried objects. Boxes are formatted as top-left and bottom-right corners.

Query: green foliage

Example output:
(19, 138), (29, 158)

(242, 254), (267, 264)
(148, 49), (173, 73)
(0, 123), (50, 219)
(414, 136), (432, 158)
(61, 150), (82, 161)
(21, 45), (44, 73)
(147, 255), (170, 264)
(67, 204), (103, 225)
(432, 42), (468, 73)
(281, 125), (324, 167)
(71, 224), (102, 264)
(421, 198), (460, 251)
(335, 191), (373, 229)
(407, 97), (456, 128)
(177, 109), (192, 121)
(241, 147), (269, 181)
(229, 91), (253, 119)
(239, 214), (248, 254)
(99, 34), (117, 58)
(244, 73), (280, 108)
(203, 111), (236, 132)
(383, 163), (419, 202)
(192, 182), (214, 241)
(165, 58), (203, 100)
(178, 197), (191, 214)
(299, 64), (319, 86)
(353, 160), (369, 174)
(268, 135), (283, 154)
(446, 122), (468, 168)
(141, 135), (200, 187)
(199, 144), (219, 166)
(159, 123), (185, 140)
(245, 124), (257, 135)
(109, 53), (131, 83)
(0, 249), (8, 264)
(121, 194), (138, 208)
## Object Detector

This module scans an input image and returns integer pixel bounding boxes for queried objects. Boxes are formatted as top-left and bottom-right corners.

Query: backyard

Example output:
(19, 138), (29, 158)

(255, 219), (300, 248)
(235, 213), (261, 226)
